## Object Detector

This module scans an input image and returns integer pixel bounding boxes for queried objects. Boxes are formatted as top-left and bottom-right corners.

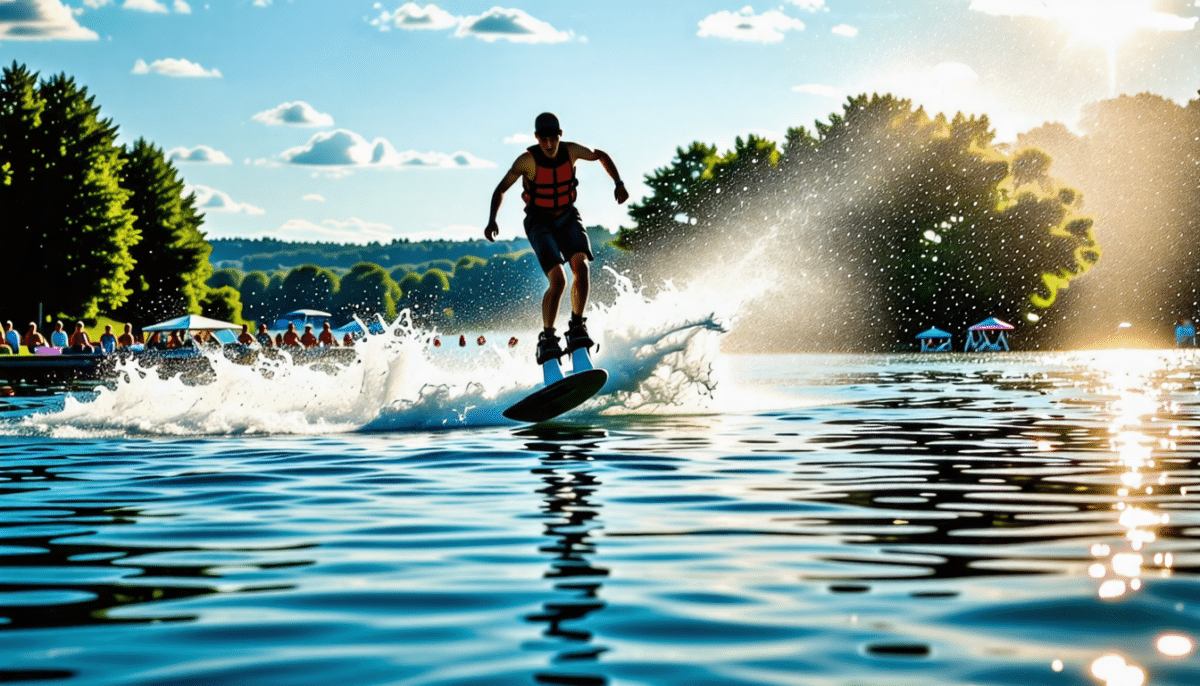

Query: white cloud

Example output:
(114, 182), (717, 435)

(133, 57), (222, 78)
(791, 83), (843, 98)
(252, 101), (334, 127)
(831, 23), (857, 37)
(277, 217), (398, 244)
(82, 0), (112, 8)
(455, 6), (572, 43)
(786, 0), (826, 10)
(302, 193), (325, 202)
(173, 0), (190, 13)
(253, 0), (270, 5)
(186, 184), (265, 215)
(504, 132), (536, 145)
(0, 0), (99, 41)
(279, 129), (495, 169)
(123, 0), (167, 13)
(697, 6), (805, 43)
(167, 145), (232, 165)
(370, 2), (458, 31)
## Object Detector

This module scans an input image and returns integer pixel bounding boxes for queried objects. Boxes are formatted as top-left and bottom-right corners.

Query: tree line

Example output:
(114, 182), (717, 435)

(1, 62), (216, 327)
(615, 94), (1101, 351)
(203, 238), (627, 331)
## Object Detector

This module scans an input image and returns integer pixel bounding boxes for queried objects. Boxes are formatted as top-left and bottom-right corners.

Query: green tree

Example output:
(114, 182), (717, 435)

(334, 262), (401, 323)
(279, 265), (339, 314)
(0, 63), (138, 321)
(209, 267), (243, 291)
(616, 141), (716, 252)
(618, 94), (1098, 351)
(113, 138), (211, 323)
(238, 271), (271, 325)
(200, 285), (244, 324)
(399, 268), (450, 326)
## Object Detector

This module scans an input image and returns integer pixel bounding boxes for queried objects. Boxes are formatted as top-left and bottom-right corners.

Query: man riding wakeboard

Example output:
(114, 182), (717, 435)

(485, 112), (629, 364)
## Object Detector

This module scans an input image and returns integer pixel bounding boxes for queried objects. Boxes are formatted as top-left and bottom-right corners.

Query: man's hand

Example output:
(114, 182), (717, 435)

(485, 220), (500, 242)
(614, 183), (629, 204)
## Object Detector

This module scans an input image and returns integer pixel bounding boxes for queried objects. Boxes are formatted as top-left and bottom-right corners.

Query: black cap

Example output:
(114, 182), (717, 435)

(534, 112), (560, 135)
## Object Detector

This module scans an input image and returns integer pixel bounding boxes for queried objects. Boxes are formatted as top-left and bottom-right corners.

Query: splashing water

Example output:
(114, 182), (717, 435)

(14, 273), (733, 437)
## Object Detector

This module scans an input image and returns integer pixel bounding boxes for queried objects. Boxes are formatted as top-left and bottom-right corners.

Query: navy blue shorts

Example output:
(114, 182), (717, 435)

(524, 208), (594, 274)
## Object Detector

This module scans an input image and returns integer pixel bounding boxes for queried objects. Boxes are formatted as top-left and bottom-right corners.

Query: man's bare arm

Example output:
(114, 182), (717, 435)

(569, 143), (629, 204)
(485, 158), (529, 241)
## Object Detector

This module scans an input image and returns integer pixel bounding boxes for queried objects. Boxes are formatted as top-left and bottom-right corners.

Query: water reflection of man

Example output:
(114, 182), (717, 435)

(485, 112), (629, 366)
(525, 445), (610, 682)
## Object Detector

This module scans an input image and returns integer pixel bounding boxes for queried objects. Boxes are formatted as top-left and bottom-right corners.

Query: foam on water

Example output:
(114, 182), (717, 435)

(14, 270), (736, 437)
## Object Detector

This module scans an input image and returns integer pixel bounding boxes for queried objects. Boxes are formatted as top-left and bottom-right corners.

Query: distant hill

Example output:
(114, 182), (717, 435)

(210, 228), (616, 274)
(209, 236), (532, 273)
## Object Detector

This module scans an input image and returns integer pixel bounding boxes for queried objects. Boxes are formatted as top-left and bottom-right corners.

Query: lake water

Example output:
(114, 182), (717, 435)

(2, 334), (1199, 685)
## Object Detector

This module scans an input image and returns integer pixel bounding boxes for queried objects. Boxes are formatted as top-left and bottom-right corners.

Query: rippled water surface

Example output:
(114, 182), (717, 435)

(3, 351), (1200, 686)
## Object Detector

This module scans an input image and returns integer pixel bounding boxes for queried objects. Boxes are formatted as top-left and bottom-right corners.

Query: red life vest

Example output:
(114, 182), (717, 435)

(522, 144), (577, 214)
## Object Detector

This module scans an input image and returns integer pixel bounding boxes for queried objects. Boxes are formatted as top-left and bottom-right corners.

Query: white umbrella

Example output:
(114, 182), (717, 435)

(143, 314), (243, 332)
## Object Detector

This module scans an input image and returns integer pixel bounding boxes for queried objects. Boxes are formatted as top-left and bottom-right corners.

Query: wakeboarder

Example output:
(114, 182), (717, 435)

(485, 112), (629, 364)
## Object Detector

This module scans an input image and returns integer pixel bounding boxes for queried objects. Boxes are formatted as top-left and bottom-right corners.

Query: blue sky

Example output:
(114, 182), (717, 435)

(4, 0), (1200, 244)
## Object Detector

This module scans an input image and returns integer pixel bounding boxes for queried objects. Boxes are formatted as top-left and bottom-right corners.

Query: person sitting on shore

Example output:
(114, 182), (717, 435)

(238, 324), (255, 345)
(50, 321), (68, 348)
(300, 323), (318, 348)
(99, 325), (118, 354)
(21, 323), (47, 352)
(256, 323), (274, 347)
(67, 321), (95, 354)
(317, 322), (338, 347)
(282, 322), (301, 347)
(3, 321), (19, 354)
(117, 323), (135, 348)
(342, 333), (355, 347)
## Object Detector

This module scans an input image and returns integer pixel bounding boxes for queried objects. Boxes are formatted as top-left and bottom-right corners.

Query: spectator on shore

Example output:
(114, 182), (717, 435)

(282, 322), (301, 347)
(300, 323), (318, 348)
(146, 332), (165, 350)
(3, 321), (18, 354)
(117, 324), (135, 348)
(256, 323), (274, 347)
(1177, 318), (1196, 347)
(67, 321), (94, 354)
(318, 322), (338, 347)
(343, 333), (355, 347)
(238, 324), (255, 345)
(22, 323), (47, 352)
(50, 321), (68, 348)
(99, 325), (118, 353)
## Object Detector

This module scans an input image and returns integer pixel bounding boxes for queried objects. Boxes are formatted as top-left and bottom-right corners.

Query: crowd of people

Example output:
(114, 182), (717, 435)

(0, 318), (355, 355)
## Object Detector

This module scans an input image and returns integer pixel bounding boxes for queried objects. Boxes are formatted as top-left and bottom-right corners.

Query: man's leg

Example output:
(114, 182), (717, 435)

(564, 252), (594, 352)
(568, 252), (589, 318)
(542, 264), (567, 329)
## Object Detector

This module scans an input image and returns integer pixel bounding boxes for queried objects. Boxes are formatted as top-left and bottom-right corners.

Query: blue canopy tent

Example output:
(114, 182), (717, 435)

(915, 326), (952, 352)
(332, 319), (386, 337)
(964, 317), (1014, 352)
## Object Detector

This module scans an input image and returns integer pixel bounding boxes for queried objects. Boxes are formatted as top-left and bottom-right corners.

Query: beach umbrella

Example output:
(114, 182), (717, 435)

(968, 317), (1014, 331)
(915, 326), (952, 339)
(143, 314), (243, 332)
(916, 326), (952, 352)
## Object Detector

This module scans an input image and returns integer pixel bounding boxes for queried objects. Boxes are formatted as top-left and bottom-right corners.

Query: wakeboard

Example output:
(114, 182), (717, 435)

(503, 347), (607, 423)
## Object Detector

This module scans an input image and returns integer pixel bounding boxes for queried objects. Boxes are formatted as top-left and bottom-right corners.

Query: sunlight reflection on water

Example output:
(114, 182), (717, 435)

(0, 350), (1199, 685)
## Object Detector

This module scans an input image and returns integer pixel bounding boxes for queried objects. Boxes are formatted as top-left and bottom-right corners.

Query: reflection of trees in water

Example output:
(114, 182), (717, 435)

(779, 365), (1200, 583)
(521, 430), (610, 686)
